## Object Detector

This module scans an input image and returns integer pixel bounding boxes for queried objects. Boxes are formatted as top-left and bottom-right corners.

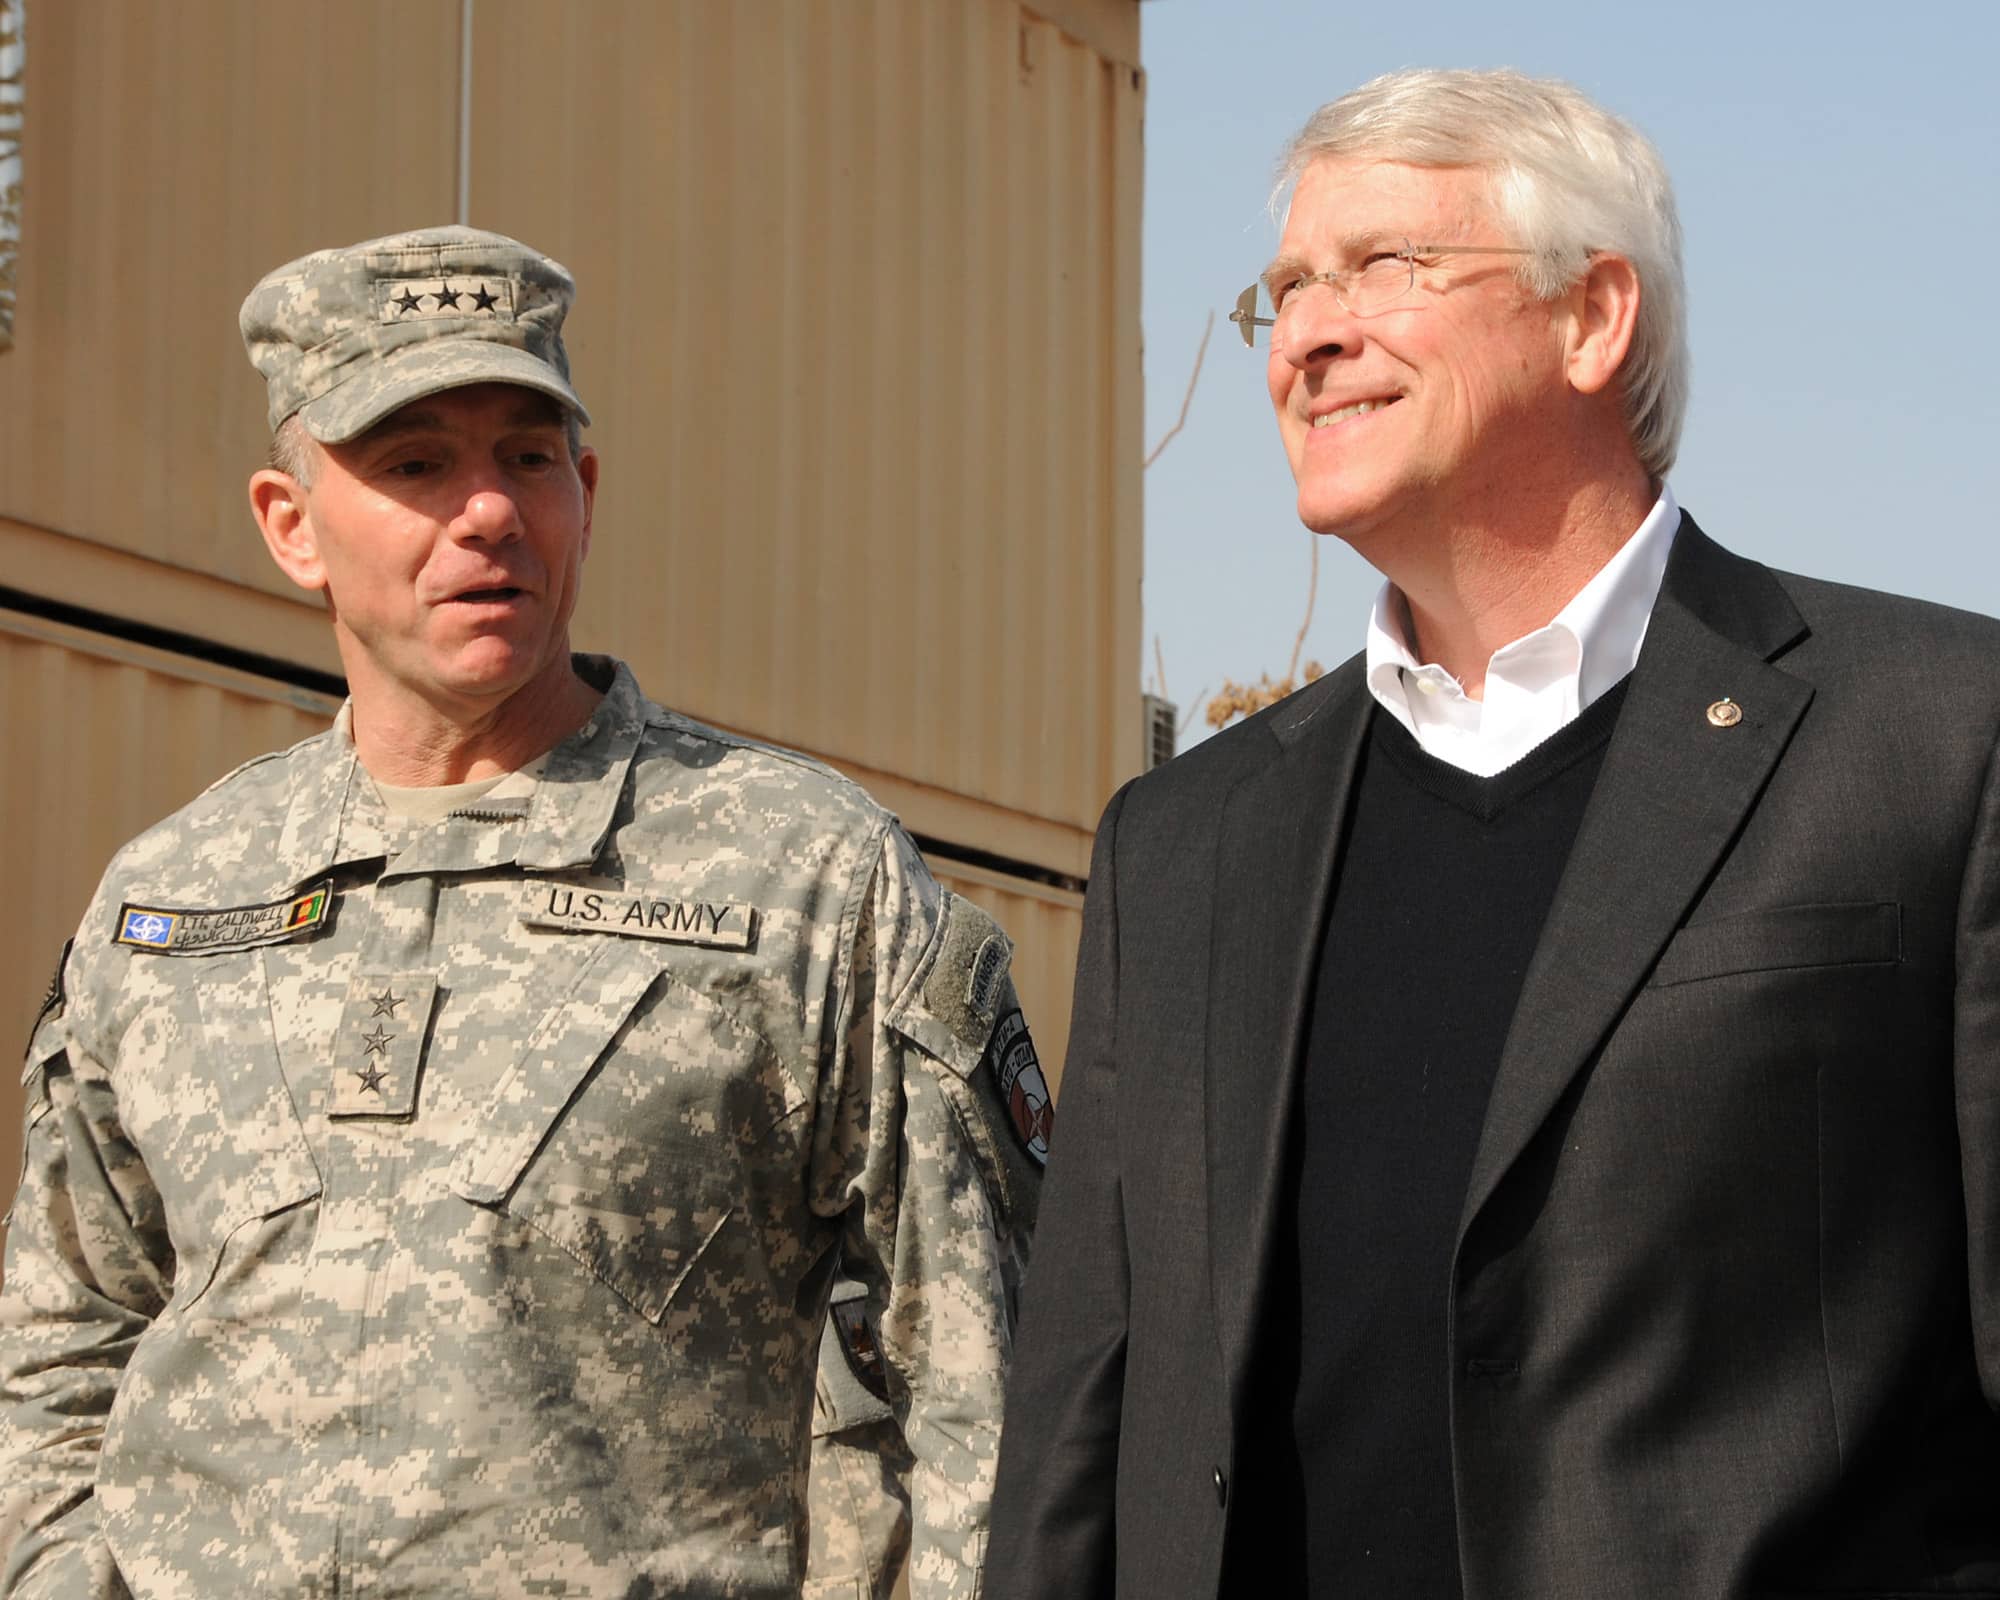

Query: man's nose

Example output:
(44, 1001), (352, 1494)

(1276, 282), (1352, 370)
(452, 487), (524, 542)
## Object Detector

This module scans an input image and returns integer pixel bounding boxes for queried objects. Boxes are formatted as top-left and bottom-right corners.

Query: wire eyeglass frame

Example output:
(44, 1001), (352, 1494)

(1229, 238), (1535, 347)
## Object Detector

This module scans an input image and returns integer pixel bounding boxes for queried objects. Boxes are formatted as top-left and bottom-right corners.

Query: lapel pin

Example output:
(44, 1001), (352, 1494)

(1706, 698), (1743, 728)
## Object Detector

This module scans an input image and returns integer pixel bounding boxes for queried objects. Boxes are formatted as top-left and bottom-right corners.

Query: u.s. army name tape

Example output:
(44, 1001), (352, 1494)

(519, 884), (756, 950)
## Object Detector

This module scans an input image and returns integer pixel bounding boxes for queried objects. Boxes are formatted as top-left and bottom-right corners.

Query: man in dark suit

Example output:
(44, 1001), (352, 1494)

(985, 67), (2000, 1598)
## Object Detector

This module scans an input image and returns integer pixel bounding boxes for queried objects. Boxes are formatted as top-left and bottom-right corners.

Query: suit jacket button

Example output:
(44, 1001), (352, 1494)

(1213, 1466), (1228, 1507)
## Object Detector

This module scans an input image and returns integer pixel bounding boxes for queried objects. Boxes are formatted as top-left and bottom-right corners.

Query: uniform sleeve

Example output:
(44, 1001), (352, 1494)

(0, 947), (167, 1600)
(808, 825), (1048, 1600)
(804, 1283), (916, 1600)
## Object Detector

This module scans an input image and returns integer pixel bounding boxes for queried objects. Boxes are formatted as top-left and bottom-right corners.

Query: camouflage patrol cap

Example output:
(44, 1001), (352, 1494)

(239, 225), (591, 444)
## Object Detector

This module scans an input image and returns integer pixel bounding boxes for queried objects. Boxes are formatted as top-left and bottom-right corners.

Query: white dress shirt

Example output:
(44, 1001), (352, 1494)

(1363, 485), (1681, 777)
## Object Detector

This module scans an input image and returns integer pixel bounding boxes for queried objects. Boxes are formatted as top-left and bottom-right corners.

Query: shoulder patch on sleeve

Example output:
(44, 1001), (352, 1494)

(981, 1005), (1053, 1166)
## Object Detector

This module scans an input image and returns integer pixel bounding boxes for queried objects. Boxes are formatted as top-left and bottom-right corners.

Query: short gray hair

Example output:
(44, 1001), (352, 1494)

(1280, 68), (1688, 480)
(266, 403), (586, 491)
(269, 414), (319, 487)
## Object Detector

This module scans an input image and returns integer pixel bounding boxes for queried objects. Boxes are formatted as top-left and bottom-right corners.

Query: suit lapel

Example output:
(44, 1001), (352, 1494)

(1206, 663), (1373, 1418)
(1459, 522), (1814, 1233)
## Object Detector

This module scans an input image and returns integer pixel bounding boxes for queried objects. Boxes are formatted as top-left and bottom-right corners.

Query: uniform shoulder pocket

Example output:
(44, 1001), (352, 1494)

(886, 892), (1052, 1201)
(884, 891), (1014, 1077)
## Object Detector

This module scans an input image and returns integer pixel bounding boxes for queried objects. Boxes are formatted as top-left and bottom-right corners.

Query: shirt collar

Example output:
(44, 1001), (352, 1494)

(1553, 480), (1681, 709)
(1364, 482), (1681, 739)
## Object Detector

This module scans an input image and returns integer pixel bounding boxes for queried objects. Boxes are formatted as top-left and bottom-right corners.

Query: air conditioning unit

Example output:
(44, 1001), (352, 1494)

(1142, 694), (1177, 772)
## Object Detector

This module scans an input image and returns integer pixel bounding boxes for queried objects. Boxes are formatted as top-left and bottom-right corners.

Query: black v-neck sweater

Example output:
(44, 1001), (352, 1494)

(1227, 681), (1629, 1598)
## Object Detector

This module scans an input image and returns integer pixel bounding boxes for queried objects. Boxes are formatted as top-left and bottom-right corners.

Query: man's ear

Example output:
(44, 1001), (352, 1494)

(1563, 252), (1641, 398)
(575, 444), (599, 562)
(248, 468), (327, 593)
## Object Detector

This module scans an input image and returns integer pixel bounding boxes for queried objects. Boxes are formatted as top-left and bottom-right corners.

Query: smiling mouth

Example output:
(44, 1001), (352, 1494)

(1312, 397), (1399, 429)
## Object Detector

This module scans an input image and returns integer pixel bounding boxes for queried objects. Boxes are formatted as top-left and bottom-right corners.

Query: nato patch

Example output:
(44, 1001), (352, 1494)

(985, 1007), (1053, 1165)
(830, 1296), (892, 1403)
(114, 882), (333, 955)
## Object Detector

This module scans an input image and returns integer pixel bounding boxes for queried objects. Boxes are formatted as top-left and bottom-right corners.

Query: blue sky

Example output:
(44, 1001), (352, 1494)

(1140, 1), (2000, 744)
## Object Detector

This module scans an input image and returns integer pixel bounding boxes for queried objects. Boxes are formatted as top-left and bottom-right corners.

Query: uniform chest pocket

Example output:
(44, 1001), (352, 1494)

(115, 952), (323, 1242)
(450, 936), (810, 1324)
(105, 951), (324, 1310)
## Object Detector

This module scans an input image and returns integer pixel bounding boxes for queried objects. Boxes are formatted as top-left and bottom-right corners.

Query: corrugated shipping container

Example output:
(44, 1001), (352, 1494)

(0, 1), (463, 606)
(0, 0), (1141, 870)
(0, 0), (1139, 1274)
(469, 0), (1143, 848)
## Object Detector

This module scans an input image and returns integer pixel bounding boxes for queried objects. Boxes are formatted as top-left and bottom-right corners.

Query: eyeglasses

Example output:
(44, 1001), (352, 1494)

(1229, 238), (1534, 346)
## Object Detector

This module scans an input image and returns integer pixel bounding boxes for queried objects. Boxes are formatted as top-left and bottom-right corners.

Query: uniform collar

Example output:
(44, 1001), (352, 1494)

(516, 655), (653, 869)
(271, 654), (655, 888)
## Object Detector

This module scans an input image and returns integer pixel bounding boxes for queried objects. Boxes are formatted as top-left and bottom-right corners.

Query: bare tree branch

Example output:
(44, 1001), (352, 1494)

(1143, 311), (1214, 470)
(1201, 537), (1329, 731)
(1285, 536), (1319, 682)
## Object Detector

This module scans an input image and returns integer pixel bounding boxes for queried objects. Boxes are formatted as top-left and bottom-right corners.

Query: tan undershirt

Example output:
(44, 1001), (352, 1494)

(371, 755), (548, 824)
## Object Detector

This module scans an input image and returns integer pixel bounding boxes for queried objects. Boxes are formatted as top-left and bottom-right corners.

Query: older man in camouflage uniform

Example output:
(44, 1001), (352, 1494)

(0, 226), (1045, 1600)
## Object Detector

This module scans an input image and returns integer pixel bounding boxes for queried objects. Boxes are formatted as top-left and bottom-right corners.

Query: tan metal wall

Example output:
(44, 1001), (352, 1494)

(0, 0), (1139, 1249)
(0, 2), (462, 612)
(470, 0), (1144, 860)
(0, 0), (1142, 873)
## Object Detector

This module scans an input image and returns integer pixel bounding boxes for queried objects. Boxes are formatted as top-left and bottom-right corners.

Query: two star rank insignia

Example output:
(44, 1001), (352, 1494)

(330, 973), (438, 1117)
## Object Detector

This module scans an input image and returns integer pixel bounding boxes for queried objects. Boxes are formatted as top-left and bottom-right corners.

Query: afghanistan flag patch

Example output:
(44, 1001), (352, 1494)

(115, 882), (334, 955)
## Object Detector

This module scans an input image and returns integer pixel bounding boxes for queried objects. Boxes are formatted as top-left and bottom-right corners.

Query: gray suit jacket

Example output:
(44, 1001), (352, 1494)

(987, 520), (2000, 1598)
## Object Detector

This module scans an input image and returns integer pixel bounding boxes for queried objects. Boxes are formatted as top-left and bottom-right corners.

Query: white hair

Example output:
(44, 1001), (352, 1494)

(1280, 68), (1688, 479)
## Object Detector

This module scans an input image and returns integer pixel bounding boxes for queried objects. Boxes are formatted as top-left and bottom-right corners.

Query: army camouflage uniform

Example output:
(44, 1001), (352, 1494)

(0, 655), (1041, 1599)
(805, 1283), (921, 1600)
(805, 1070), (1042, 1600)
